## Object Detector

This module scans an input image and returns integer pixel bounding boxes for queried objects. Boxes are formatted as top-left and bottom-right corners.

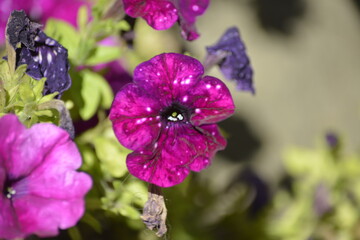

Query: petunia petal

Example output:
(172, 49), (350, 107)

(110, 84), (162, 150)
(133, 53), (204, 104)
(177, 0), (209, 40)
(0, 114), (91, 239)
(126, 124), (226, 187)
(13, 196), (85, 237)
(16, 139), (92, 199)
(0, 194), (23, 239)
(16, 31), (72, 97)
(123, 0), (178, 30)
(187, 124), (226, 171)
(0, 115), (26, 172)
(188, 76), (235, 125)
(0, 116), (69, 181)
(127, 150), (190, 188)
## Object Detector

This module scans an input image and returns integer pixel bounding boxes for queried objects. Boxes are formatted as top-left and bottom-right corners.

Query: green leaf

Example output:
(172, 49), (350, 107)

(94, 136), (129, 178)
(77, 5), (89, 32)
(124, 181), (148, 206)
(19, 81), (35, 103)
(84, 46), (122, 66)
(67, 227), (82, 240)
(79, 70), (113, 120)
(33, 78), (46, 101)
(14, 64), (28, 82)
(81, 212), (102, 234)
(38, 92), (59, 105)
(0, 83), (6, 113)
(118, 205), (141, 219)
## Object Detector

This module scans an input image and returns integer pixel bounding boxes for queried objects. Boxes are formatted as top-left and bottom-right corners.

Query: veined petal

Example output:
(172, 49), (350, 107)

(110, 84), (162, 150)
(127, 151), (190, 188)
(126, 124), (226, 187)
(123, 0), (178, 30)
(133, 53), (204, 104)
(188, 124), (226, 171)
(189, 76), (235, 125)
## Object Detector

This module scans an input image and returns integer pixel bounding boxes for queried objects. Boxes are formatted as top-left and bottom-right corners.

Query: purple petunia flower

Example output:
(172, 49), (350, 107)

(325, 132), (339, 149)
(206, 27), (255, 94)
(0, 114), (92, 239)
(122, 0), (209, 41)
(0, 0), (89, 44)
(109, 53), (235, 187)
(7, 10), (71, 97)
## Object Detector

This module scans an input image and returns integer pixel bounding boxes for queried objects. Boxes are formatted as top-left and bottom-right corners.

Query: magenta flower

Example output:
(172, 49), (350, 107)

(122, 0), (209, 40)
(0, 0), (89, 44)
(109, 53), (235, 187)
(0, 114), (92, 239)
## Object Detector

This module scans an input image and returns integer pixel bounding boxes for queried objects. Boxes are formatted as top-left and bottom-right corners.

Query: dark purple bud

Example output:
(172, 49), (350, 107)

(206, 27), (254, 94)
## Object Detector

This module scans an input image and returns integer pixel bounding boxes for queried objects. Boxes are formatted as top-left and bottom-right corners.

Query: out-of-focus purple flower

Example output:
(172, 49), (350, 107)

(109, 53), (235, 187)
(325, 132), (339, 149)
(206, 27), (255, 94)
(8, 10), (71, 97)
(123, 0), (209, 41)
(0, 0), (89, 44)
(313, 183), (332, 216)
(101, 61), (133, 94)
(0, 114), (92, 239)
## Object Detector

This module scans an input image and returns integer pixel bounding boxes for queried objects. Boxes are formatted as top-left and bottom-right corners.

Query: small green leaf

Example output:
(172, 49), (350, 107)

(33, 78), (46, 101)
(94, 136), (129, 178)
(77, 5), (89, 32)
(0, 83), (6, 113)
(118, 205), (141, 219)
(19, 82), (35, 103)
(79, 70), (113, 120)
(84, 46), (122, 66)
(38, 92), (59, 104)
(81, 213), (102, 234)
(67, 226), (82, 240)
(116, 20), (130, 31)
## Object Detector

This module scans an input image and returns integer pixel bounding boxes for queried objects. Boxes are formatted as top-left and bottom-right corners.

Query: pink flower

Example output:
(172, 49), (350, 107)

(0, 0), (89, 44)
(0, 114), (92, 239)
(109, 53), (235, 187)
(122, 0), (209, 40)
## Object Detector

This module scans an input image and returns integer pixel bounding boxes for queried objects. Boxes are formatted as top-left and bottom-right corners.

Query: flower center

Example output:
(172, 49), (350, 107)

(3, 178), (16, 199)
(161, 103), (191, 124)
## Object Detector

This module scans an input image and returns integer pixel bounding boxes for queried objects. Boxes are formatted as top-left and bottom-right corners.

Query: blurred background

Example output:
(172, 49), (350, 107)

(3, 0), (360, 239)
